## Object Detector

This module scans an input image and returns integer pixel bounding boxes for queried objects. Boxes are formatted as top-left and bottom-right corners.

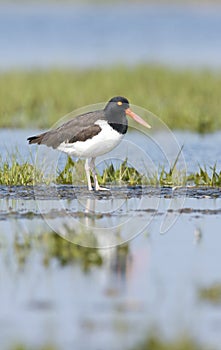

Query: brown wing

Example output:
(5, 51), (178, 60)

(68, 124), (101, 143)
(27, 109), (105, 149)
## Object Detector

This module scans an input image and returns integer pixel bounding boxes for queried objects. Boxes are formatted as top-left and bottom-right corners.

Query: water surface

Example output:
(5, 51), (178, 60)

(1, 129), (221, 349)
(0, 188), (221, 349)
(1, 128), (221, 175)
(1, 4), (221, 70)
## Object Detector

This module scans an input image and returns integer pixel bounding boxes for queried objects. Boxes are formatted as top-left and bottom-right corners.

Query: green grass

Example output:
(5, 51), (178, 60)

(1, 65), (221, 132)
(2, 154), (221, 187)
(56, 157), (145, 186)
(0, 155), (188, 187)
(188, 164), (221, 187)
(0, 155), (45, 185)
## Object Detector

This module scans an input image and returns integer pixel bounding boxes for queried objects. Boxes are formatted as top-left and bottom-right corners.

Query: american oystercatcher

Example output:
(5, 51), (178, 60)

(27, 96), (151, 191)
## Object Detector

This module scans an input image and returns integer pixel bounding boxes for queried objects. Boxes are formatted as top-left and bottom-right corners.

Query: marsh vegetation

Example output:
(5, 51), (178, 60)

(1, 61), (221, 350)
(1, 66), (220, 133)
(1, 155), (221, 187)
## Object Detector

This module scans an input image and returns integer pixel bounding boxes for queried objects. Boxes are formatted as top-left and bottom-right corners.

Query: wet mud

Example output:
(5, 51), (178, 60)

(0, 185), (221, 200)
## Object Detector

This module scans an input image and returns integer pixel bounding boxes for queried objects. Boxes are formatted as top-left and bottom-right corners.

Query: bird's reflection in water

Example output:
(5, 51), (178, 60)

(194, 226), (203, 244)
(81, 196), (126, 227)
(50, 196), (133, 289)
(80, 197), (135, 291)
(52, 194), (150, 248)
(105, 244), (132, 289)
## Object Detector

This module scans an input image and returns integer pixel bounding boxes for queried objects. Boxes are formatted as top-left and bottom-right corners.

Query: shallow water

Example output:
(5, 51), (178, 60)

(2, 128), (221, 175)
(1, 129), (221, 349)
(1, 3), (221, 70)
(1, 187), (221, 349)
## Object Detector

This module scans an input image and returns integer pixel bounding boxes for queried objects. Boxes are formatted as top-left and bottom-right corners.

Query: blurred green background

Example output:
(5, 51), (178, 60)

(1, 1), (221, 132)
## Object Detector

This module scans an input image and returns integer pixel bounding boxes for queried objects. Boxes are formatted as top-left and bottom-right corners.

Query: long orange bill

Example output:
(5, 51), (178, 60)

(126, 108), (151, 129)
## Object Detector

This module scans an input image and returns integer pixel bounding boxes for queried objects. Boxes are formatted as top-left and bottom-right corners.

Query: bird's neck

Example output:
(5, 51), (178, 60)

(105, 110), (128, 135)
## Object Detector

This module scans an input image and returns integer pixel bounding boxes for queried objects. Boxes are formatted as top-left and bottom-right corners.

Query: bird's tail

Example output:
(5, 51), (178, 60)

(27, 132), (47, 145)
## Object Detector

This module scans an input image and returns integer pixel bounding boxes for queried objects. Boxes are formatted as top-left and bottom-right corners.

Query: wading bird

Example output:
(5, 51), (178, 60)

(28, 96), (151, 191)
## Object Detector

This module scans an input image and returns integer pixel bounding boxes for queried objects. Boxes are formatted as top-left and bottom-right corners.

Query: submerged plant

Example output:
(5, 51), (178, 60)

(40, 232), (103, 270)
(12, 231), (103, 271)
(11, 345), (56, 350)
(132, 335), (210, 350)
(198, 283), (221, 305)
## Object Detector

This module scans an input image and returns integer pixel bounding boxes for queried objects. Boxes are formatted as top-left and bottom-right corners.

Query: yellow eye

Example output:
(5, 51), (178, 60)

(117, 101), (123, 106)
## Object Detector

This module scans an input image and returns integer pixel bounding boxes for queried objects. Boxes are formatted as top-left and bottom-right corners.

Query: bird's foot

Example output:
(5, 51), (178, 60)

(87, 185), (110, 191)
(95, 185), (110, 191)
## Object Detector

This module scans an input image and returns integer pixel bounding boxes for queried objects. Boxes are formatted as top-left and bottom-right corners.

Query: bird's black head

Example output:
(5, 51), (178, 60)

(104, 96), (130, 134)
(105, 96), (130, 112)
(104, 96), (151, 134)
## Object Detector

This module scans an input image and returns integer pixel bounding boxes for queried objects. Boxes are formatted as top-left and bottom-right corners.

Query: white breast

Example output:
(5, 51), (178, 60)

(57, 120), (123, 158)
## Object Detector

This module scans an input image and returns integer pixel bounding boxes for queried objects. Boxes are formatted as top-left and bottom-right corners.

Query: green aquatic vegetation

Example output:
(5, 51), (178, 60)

(14, 233), (33, 266)
(2, 154), (221, 188)
(0, 156), (46, 185)
(12, 231), (103, 270)
(56, 157), (144, 186)
(56, 157), (85, 185)
(188, 164), (221, 187)
(11, 345), (56, 350)
(156, 166), (187, 187)
(1, 66), (221, 132)
(10, 334), (212, 350)
(0, 156), (150, 186)
(98, 159), (143, 186)
(41, 232), (103, 269)
(9, 230), (131, 270)
(132, 335), (212, 350)
(198, 283), (221, 305)
(156, 145), (187, 186)
(56, 156), (186, 187)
